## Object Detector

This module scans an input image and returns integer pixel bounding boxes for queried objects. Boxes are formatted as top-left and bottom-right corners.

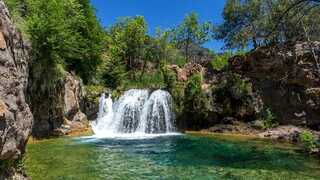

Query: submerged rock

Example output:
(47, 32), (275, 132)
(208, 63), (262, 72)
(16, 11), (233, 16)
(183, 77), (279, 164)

(0, 0), (33, 178)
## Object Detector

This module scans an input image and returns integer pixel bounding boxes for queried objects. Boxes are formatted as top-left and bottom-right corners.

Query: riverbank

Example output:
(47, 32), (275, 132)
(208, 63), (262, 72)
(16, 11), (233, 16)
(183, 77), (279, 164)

(186, 123), (320, 156)
(27, 128), (93, 144)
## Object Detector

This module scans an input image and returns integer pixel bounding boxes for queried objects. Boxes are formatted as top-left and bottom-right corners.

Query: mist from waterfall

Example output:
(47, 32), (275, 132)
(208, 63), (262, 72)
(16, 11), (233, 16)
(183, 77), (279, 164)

(91, 89), (178, 138)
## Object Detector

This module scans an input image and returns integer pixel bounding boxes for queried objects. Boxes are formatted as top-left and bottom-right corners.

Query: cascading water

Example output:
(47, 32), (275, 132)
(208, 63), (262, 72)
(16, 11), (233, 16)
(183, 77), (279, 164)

(91, 89), (177, 137)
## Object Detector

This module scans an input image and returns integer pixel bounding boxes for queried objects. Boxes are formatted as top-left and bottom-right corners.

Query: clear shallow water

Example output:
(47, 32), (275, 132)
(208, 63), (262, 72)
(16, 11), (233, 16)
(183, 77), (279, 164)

(26, 134), (320, 180)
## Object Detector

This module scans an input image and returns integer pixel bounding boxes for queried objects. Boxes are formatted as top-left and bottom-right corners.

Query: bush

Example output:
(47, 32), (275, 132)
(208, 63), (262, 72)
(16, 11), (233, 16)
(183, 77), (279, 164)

(210, 55), (229, 71)
(184, 73), (211, 114)
(0, 158), (25, 173)
(299, 131), (317, 153)
(215, 73), (252, 100)
(122, 70), (165, 89)
(161, 62), (177, 90)
(261, 108), (278, 129)
(185, 73), (202, 98)
(84, 85), (106, 103)
(210, 52), (232, 71)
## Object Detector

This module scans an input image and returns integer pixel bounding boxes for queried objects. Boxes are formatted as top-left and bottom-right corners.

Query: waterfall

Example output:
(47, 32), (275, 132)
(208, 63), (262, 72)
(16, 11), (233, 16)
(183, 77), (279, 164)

(91, 89), (176, 137)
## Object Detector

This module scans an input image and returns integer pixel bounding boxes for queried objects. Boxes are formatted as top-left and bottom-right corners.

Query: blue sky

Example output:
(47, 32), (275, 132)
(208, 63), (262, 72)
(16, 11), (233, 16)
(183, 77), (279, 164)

(90, 0), (226, 51)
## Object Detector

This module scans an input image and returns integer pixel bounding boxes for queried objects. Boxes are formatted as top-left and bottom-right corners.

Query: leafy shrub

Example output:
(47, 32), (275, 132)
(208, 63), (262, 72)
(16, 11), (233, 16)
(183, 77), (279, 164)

(231, 75), (252, 99)
(122, 70), (165, 89)
(299, 131), (317, 153)
(84, 85), (106, 103)
(0, 158), (25, 173)
(184, 73), (212, 114)
(261, 108), (278, 129)
(210, 52), (233, 71)
(160, 62), (177, 90)
(216, 73), (252, 100)
(185, 73), (202, 98)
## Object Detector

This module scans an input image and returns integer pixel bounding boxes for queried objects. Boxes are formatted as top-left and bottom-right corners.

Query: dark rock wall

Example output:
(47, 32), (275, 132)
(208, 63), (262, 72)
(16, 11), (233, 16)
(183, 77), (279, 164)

(0, 0), (33, 179)
(230, 42), (320, 130)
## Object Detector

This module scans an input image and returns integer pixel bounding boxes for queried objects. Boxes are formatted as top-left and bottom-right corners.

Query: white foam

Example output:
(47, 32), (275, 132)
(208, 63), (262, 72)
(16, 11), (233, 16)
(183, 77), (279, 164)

(91, 89), (177, 137)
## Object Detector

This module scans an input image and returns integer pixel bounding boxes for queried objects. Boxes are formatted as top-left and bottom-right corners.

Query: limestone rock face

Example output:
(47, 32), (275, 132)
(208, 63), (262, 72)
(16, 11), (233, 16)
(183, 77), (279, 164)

(168, 63), (204, 82)
(31, 72), (89, 138)
(229, 42), (320, 130)
(0, 0), (33, 178)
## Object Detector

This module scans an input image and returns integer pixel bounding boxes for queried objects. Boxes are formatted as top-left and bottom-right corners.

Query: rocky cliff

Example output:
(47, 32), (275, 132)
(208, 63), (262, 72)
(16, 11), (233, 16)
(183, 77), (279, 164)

(230, 42), (320, 130)
(170, 42), (320, 133)
(0, 0), (33, 179)
(31, 72), (90, 138)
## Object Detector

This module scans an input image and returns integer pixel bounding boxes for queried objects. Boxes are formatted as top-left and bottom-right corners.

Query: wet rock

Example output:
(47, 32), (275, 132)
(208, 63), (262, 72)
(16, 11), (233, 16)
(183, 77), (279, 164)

(0, 0), (33, 179)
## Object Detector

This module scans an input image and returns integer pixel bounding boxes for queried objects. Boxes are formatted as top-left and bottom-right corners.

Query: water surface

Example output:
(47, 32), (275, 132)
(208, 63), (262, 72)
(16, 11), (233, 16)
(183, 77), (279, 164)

(26, 134), (320, 180)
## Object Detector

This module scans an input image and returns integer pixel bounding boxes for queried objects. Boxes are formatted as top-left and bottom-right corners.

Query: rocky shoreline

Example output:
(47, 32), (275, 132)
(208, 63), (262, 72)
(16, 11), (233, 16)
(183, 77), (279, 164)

(190, 123), (320, 156)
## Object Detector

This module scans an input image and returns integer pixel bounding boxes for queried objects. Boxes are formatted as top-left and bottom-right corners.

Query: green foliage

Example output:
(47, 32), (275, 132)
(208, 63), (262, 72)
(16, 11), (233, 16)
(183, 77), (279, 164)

(27, 0), (79, 90)
(210, 52), (232, 71)
(185, 73), (203, 98)
(183, 73), (214, 128)
(26, 0), (104, 91)
(100, 52), (127, 89)
(216, 0), (320, 49)
(216, 73), (252, 100)
(160, 63), (177, 90)
(0, 158), (25, 173)
(172, 12), (212, 61)
(5, 0), (28, 34)
(66, 0), (105, 84)
(107, 16), (147, 71)
(261, 109), (278, 129)
(122, 70), (165, 89)
(84, 85), (106, 103)
(299, 131), (317, 153)
(231, 75), (252, 99)
(184, 73), (210, 114)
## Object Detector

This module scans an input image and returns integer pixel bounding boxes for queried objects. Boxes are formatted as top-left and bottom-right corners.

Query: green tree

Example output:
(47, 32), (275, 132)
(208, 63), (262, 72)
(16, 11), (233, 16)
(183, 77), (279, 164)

(66, 0), (105, 84)
(102, 16), (150, 87)
(27, 0), (105, 90)
(27, 0), (85, 91)
(172, 12), (211, 62)
(107, 16), (147, 80)
(215, 0), (320, 49)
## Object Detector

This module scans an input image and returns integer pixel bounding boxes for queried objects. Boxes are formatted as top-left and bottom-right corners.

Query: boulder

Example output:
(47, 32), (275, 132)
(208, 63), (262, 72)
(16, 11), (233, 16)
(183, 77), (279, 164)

(0, 0), (33, 178)
(258, 126), (301, 142)
(204, 121), (261, 135)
